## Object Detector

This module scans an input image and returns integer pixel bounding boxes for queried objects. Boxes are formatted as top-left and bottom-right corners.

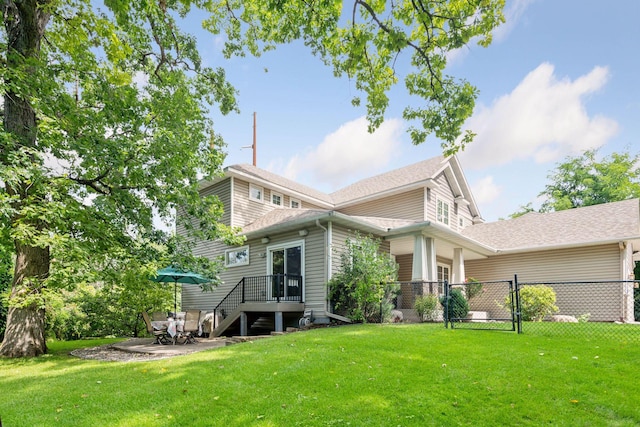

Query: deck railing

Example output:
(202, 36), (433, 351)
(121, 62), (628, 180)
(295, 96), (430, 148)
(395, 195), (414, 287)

(213, 274), (303, 327)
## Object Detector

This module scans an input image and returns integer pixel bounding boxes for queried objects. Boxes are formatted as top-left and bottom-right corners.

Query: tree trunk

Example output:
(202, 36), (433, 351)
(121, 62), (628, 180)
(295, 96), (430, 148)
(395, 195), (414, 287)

(0, 1), (52, 357)
(0, 243), (50, 357)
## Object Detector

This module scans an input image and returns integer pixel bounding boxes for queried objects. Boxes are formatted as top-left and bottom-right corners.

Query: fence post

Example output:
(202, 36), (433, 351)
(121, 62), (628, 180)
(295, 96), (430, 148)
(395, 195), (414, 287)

(444, 280), (450, 329)
(241, 278), (245, 303)
(514, 274), (522, 334)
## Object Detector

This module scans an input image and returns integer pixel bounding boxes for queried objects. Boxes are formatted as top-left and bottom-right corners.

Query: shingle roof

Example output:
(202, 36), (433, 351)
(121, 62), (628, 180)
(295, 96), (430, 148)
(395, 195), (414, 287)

(228, 164), (334, 204)
(461, 199), (640, 251)
(330, 156), (446, 205)
(241, 209), (331, 234)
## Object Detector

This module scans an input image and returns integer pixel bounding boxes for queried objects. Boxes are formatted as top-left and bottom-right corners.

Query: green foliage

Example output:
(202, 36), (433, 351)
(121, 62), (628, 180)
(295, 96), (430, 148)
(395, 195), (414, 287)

(329, 233), (399, 323)
(506, 202), (536, 219)
(414, 294), (439, 322)
(206, 0), (505, 152)
(540, 149), (640, 212)
(506, 285), (559, 321)
(577, 313), (591, 323)
(440, 288), (469, 321)
(465, 277), (483, 300)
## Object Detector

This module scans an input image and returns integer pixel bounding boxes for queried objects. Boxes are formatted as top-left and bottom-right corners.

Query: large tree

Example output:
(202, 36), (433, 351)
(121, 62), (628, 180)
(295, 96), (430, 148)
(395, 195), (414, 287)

(539, 149), (640, 212)
(0, 0), (504, 357)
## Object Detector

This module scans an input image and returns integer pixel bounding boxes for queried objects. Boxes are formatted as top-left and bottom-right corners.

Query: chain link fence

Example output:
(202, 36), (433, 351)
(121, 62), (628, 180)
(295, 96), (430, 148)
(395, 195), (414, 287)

(518, 280), (640, 342)
(391, 279), (640, 342)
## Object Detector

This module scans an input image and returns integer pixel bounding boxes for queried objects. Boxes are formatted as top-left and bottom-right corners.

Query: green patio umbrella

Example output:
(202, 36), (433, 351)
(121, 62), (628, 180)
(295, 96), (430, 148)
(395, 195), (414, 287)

(151, 267), (211, 314)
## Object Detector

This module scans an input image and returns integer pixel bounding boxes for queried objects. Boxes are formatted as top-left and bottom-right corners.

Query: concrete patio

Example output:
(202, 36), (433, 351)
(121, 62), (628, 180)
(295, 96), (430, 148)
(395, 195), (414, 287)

(112, 337), (228, 356)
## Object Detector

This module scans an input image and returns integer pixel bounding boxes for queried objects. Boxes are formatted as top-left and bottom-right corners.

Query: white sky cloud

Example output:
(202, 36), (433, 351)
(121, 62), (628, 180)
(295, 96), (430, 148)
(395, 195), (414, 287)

(471, 175), (501, 205)
(282, 116), (404, 189)
(493, 0), (538, 43)
(459, 62), (618, 170)
(447, 0), (536, 65)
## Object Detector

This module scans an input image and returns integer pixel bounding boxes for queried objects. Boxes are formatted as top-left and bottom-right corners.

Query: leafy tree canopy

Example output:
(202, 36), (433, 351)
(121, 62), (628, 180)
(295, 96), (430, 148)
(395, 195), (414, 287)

(508, 149), (640, 218)
(539, 149), (640, 212)
(0, 0), (504, 357)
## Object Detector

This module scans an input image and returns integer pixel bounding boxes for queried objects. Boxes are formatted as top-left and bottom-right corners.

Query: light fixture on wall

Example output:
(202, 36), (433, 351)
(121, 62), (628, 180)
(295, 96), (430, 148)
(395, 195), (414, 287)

(298, 229), (308, 237)
(261, 237), (270, 244)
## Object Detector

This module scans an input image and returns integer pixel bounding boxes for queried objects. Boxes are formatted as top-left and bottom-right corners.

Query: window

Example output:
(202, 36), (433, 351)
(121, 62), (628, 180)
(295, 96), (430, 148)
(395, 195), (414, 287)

(459, 217), (464, 228)
(249, 184), (263, 202)
(437, 199), (450, 226)
(437, 264), (450, 294)
(271, 191), (283, 206)
(290, 198), (301, 209)
(225, 246), (249, 267)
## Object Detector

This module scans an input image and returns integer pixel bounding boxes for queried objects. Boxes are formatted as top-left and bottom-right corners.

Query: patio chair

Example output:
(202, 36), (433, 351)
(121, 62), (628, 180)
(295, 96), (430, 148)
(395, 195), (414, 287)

(178, 310), (201, 344)
(142, 311), (170, 345)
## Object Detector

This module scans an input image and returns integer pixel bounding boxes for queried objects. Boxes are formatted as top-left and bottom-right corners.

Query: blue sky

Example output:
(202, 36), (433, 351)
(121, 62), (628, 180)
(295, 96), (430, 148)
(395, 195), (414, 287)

(197, 0), (640, 222)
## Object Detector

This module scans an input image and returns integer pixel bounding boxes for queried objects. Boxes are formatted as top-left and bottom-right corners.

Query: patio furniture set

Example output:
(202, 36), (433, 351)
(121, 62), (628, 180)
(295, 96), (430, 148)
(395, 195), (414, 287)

(142, 310), (205, 345)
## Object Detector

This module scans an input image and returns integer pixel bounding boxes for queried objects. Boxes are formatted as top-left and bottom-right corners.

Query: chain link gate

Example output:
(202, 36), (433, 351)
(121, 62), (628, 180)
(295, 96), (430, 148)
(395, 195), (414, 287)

(443, 278), (522, 333)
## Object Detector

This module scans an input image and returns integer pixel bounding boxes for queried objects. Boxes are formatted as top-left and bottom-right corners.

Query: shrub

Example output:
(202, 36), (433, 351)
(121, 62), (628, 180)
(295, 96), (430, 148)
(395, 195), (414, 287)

(414, 294), (439, 322)
(506, 285), (558, 321)
(440, 289), (469, 321)
(465, 277), (483, 300)
(329, 233), (399, 323)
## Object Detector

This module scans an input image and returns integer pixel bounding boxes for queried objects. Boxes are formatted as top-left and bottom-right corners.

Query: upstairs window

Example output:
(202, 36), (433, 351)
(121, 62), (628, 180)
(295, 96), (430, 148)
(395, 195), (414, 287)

(437, 199), (450, 226)
(271, 192), (283, 206)
(249, 184), (263, 202)
(290, 198), (301, 209)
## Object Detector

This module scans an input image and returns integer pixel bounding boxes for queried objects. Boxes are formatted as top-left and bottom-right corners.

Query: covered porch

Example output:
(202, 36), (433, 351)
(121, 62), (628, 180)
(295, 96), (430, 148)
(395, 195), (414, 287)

(386, 224), (495, 309)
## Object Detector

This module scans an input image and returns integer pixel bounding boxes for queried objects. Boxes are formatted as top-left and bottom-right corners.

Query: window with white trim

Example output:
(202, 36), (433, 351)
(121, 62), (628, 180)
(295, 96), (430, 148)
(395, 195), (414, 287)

(225, 246), (249, 267)
(290, 198), (301, 209)
(249, 184), (263, 202)
(271, 191), (283, 206)
(437, 264), (450, 294)
(437, 199), (450, 226)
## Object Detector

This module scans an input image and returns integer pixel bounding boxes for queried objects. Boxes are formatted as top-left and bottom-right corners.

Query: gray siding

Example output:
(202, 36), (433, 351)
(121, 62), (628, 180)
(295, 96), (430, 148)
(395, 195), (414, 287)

(183, 228), (329, 315)
(465, 244), (621, 282)
(201, 178), (232, 226)
(396, 254), (413, 282)
(233, 179), (275, 228)
(465, 244), (624, 322)
(338, 189), (424, 221)
(302, 228), (328, 314)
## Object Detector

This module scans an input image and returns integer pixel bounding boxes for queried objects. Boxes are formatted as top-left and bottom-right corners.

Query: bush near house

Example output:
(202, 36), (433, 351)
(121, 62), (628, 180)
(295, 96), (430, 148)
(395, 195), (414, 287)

(440, 289), (469, 321)
(506, 285), (559, 321)
(329, 233), (399, 323)
(414, 294), (439, 322)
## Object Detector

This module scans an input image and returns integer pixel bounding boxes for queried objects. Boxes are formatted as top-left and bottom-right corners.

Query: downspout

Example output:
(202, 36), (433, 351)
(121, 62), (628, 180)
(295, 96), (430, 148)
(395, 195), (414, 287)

(316, 219), (332, 313)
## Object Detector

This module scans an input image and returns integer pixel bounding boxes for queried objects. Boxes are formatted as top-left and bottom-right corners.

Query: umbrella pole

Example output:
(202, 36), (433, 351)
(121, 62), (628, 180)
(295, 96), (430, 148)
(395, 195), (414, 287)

(174, 281), (178, 315)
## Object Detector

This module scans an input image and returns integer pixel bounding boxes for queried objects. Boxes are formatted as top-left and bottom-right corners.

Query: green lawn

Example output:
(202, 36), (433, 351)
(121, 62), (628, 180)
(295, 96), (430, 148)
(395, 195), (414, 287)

(1, 324), (639, 426)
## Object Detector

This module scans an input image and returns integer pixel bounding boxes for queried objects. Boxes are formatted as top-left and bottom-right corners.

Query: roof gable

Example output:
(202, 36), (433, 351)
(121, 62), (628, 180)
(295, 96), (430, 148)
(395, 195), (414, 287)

(330, 155), (446, 205)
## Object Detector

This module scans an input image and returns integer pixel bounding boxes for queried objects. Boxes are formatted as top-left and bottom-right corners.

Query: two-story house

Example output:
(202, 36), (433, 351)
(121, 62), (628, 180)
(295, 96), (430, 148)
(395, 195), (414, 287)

(179, 155), (640, 336)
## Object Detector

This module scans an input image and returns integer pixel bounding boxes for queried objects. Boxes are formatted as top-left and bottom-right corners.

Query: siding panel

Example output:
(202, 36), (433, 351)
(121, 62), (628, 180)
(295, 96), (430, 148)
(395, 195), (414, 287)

(464, 244), (624, 322)
(465, 244), (621, 283)
(338, 189), (424, 221)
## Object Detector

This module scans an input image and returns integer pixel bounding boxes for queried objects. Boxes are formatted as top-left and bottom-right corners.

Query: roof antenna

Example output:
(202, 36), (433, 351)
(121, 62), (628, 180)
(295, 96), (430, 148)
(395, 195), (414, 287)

(241, 112), (257, 166)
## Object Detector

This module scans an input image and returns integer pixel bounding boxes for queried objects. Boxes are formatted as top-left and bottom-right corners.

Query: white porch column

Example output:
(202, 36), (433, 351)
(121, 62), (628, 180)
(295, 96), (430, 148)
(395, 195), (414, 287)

(425, 237), (437, 282)
(452, 248), (465, 284)
(412, 234), (427, 281)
